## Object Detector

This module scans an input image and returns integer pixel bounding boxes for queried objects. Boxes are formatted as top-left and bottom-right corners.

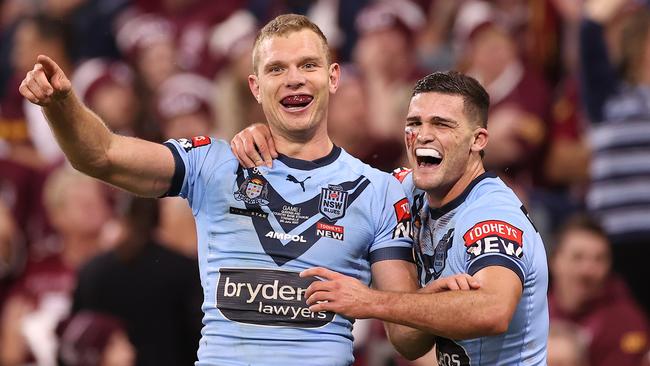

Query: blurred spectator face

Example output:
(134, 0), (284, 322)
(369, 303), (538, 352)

(355, 28), (410, 78)
(100, 330), (135, 366)
(328, 73), (367, 147)
(551, 228), (611, 307)
(157, 197), (197, 257)
(0, 201), (18, 277)
(138, 41), (177, 91)
(89, 83), (138, 132)
(156, 73), (215, 139)
(466, 26), (517, 80)
(11, 18), (65, 74)
(163, 112), (212, 140)
(44, 170), (111, 238)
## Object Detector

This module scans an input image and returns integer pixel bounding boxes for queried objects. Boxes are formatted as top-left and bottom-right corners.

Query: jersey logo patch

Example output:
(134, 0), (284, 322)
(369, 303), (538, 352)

(176, 136), (211, 152)
(316, 222), (344, 241)
(235, 177), (269, 205)
(392, 198), (412, 239)
(391, 167), (412, 183)
(216, 268), (334, 327)
(464, 220), (524, 260)
(319, 185), (348, 221)
(436, 337), (471, 366)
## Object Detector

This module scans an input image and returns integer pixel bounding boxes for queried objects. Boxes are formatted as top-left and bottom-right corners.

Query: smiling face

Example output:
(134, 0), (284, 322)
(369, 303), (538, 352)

(405, 92), (488, 205)
(248, 29), (340, 142)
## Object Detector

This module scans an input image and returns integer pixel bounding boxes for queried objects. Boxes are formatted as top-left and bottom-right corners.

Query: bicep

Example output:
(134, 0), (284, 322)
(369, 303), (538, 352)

(473, 266), (522, 317)
(371, 260), (420, 292)
(102, 135), (176, 197)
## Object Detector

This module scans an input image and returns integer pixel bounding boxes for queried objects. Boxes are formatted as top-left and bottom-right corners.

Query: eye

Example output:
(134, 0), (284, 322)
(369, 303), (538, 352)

(303, 62), (317, 70)
(268, 65), (283, 74)
(406, 121), (421, 127)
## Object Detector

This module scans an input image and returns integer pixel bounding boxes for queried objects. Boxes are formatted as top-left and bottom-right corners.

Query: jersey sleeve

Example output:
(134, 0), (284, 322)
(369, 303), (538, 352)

(162, 136), (231, 210)
(368, 175), (414, 264)
(455, 208), (531, 285)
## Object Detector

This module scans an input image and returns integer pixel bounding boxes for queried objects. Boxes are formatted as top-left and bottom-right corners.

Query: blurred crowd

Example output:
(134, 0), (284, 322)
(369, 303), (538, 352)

(0, 0), (649, 365)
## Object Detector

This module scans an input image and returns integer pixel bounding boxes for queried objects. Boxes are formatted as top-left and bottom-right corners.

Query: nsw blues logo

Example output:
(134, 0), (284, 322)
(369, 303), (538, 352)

(235, 177), (269, 205)
(319, 185), (348, 221)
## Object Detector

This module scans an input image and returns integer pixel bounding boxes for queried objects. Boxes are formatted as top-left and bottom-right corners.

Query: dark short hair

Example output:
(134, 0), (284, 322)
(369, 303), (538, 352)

(412, 71), (490, 129)
(252, 14), (330, 73)
(552, 214), (609, 256)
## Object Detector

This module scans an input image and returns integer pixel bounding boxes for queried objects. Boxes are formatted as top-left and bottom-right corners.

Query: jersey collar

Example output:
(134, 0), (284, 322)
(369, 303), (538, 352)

(276, 145), (342, 171)
(428, 171), (497, 219)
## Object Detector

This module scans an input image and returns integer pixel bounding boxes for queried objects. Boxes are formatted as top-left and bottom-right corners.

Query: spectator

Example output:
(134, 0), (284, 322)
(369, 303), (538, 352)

(210, 9), (264, 140)
(155, 72), (215, 139)
(1, 14), (74, 167)
(547, 321), (589, 366)
(353, 0), (426, 146)
(0, 200), (24, 305)
(580, 0), (650, 314)
(0, 167), (111, 366)
(71, 59), (139, 137)
(455, 0), (550, 195)
(58, 310), (136, 366)
(71, 197), (203, 366)
(549, 214), (649, 366)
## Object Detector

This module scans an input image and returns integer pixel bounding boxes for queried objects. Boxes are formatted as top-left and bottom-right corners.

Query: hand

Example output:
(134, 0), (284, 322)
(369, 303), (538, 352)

(230, 123), (277, 168)
(584, 0), (630, 23)
(19, 55), (72, 106)
(301, 267), (377, 319)
(419, 273), (481, 294)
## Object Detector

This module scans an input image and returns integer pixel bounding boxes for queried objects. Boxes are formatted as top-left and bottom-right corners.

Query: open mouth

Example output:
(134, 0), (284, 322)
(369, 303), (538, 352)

(280, 95), (314, 110)
(416, 148), (442, 167)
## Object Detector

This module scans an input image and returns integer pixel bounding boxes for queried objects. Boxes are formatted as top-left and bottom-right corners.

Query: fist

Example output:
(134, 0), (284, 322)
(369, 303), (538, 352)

(19, 55), (72, 106)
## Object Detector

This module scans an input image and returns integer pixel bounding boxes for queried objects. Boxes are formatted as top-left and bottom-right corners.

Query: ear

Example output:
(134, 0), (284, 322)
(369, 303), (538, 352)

(248, 74), (261, 104)
(471, 127), (488, 154)
(328, 63), (341, 94)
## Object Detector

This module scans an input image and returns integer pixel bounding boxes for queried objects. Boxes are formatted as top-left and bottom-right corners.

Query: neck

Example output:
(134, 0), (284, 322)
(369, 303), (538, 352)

(272, 122), (334, 161)
(427, 160), (485, 208)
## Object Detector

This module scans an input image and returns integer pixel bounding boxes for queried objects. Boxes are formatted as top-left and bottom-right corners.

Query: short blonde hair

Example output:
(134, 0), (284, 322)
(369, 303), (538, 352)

(252, 14), (330, 73)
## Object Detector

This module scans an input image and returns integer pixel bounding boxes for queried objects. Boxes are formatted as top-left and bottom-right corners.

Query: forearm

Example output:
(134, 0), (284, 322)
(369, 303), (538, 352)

(369, 289), (510, 340)
(384, 321), (435, 360)
(41, 91), (114, 174)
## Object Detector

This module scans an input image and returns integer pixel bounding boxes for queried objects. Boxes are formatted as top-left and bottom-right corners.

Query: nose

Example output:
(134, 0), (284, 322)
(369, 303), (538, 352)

(285, 66), (306, 89)
(415, 123), (435, 144)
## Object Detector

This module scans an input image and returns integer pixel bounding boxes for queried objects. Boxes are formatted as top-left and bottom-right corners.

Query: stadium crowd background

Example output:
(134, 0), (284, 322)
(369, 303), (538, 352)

(0, 0), (649, 365)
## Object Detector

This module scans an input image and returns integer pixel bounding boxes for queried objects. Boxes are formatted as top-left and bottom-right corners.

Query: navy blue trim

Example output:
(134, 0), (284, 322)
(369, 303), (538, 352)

(467, 255), (524, 286)
(277, 145), (341, 170)
(369, 247), (414, 264)
(162, 142), (185, 197)
(429, 172), (497, 219)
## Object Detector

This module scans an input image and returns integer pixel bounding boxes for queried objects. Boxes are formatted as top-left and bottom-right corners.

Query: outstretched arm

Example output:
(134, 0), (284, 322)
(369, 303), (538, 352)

(303, 265), (519, 340)
(19, 55), (174, 197)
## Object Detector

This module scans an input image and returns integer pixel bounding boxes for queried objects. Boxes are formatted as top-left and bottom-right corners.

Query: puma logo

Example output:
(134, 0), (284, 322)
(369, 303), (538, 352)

(286, 175), (311, 192)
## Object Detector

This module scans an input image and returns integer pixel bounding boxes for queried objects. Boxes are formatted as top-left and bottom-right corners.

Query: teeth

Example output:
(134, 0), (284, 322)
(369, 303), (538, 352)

(416, 148), (441, 158)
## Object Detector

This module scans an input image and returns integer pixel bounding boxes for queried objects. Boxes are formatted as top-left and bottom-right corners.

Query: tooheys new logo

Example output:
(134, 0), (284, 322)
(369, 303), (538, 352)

(216, 268), (334, 327)
(463, 220), (524, 260)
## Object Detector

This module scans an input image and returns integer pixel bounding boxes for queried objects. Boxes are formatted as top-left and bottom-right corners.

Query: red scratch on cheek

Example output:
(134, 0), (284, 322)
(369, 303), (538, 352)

(405, 127), (417, 147)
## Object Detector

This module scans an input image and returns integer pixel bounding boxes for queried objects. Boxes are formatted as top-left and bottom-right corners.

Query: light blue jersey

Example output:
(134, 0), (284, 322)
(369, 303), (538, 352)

(394, 169), (549, 365)
(164, 137), (414, 366)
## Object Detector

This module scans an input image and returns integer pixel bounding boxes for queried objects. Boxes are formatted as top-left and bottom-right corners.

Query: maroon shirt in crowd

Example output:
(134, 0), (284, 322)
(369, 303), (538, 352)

(549, 277), (650, 366)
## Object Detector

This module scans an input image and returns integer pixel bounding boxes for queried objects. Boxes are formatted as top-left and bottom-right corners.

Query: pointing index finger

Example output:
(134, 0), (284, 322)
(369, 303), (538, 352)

(300, 267), (341, 280)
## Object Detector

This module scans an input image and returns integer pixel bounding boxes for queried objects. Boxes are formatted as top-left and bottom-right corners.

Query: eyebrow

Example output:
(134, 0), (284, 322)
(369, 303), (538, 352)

(406, 115), (458, 126)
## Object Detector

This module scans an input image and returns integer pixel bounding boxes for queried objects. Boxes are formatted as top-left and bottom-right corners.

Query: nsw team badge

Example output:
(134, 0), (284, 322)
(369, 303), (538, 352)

(235, 177), (269, 205)
(319, 185), (348, 221)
